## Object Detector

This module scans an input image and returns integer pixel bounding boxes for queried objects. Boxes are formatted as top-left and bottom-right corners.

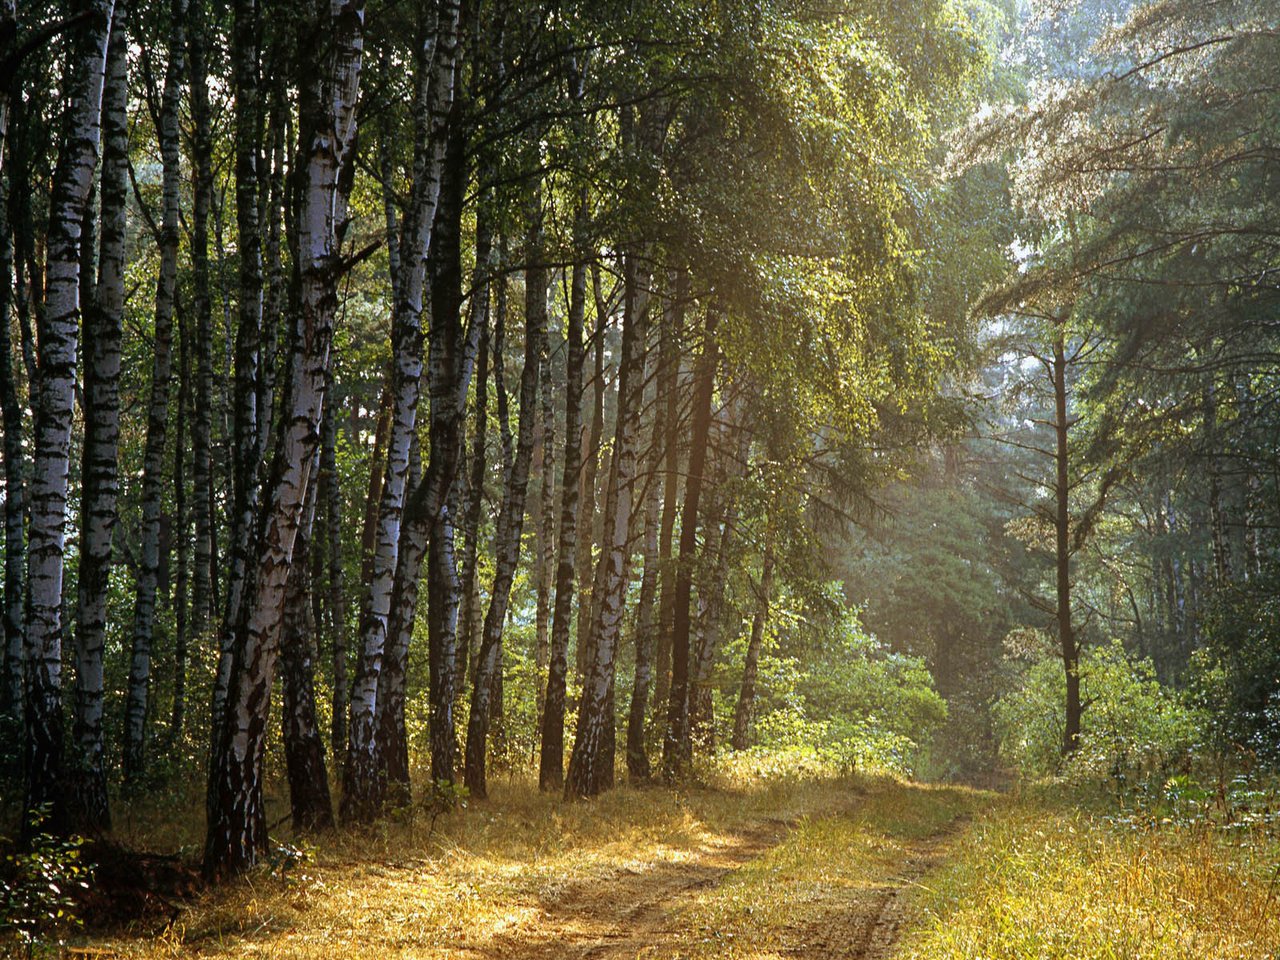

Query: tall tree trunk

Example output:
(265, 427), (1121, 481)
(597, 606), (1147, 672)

(24, 0), (115, 834)
(281, 454), (334, 832)
(533, 324), (556, 735)
(125, 0), (185, 781)
(359, 387), (392, 583)
(626, 367), (663, 780)
(419, 118), (481, 788)
(170, 302), (191, 745)
(221, 0), (266, 686)
(662, 307), (718, 782)
(650, 270), (684, 733)
(565, 248), (651, 800)
(0, 0), (22, 745)
(731, 542), (774, 751)
(344, 0), (461, 820)
(71, 0), (129, 834)
(203, 0), (363, 879)
(0, 103), (23, 749)
(690, 415), (747, 752)
(464, 192), (545, 800)
(485, 243), (514, 766)
(456, 291), (490, 711)
(258, 74), (287, 469)
(688, 477), (722, 751)
(537, 249), (587, 792)
(1052, 327), (1080, 756)
(189, 0), (217, 665)
(575, 272), (607, 677)
(374, 438), (421, 804)
(321, 384), (348, 758)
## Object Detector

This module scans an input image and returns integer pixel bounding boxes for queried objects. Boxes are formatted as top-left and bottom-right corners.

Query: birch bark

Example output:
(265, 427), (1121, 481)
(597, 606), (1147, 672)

(662, 308), (718, 782)
(71, 0), (128, 834)
(344, 0), (460, 819)
(463, 194), (546, 799)
(565, 249), (651, 799)
(626, 342), (664, 780)
(125, 0), (185, 781)
(537, 249), (587, 792)
(281, 455), (335, 832)
(24, 0), (115, 832)
(203, 0), (364, 878)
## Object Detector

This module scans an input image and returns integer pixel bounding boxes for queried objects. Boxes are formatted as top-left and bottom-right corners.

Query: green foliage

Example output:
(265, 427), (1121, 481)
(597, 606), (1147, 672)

(1189, 572), (1280, 769)
(733, 605), (947, 776)
(0, 818), (91, 958)
(264, 839), (317, 886)
(994, 641), (1197, 783)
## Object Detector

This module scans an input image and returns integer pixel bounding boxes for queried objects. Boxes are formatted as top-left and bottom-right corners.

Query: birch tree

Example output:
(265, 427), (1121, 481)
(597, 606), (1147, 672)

(125, 0), (186, 782)
(70, 0), (128, 834)
(538, 249), (587, 792)
(204, 0), (364, 878)
(343, 0), (461, 820)
(23, 0), (115, 832)
(464, 189), (546, 800)
(565, 248), (651, 799)
(662, 309), (718, 782)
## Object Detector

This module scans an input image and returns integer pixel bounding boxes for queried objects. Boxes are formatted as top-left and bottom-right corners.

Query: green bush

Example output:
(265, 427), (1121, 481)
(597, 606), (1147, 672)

(0, 819), (92, 958)
(993, 640), (1196, 784)
(1189, 572), (1280, 769)
(732, 608), (947, 776)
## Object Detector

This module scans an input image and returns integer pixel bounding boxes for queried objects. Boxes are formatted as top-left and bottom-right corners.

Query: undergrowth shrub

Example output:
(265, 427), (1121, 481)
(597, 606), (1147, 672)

(727, 610), (947, 776)
(994, 640), (1196, 784)
(1189, 571), (1280, 770)
(0, 818), (92, 959)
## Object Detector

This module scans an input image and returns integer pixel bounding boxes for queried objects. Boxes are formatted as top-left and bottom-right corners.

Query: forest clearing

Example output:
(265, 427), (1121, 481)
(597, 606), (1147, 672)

(2, 0), (1280, 955)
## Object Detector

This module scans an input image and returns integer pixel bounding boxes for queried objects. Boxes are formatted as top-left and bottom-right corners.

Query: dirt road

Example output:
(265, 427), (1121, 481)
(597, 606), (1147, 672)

(482, 811), (960, 960)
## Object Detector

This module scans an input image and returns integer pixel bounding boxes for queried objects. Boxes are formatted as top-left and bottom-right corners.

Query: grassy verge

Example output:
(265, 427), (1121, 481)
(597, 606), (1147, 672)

(901, 785), (1280, 960)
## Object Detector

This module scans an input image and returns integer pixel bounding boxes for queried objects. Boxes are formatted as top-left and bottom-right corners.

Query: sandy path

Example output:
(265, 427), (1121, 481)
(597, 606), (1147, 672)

(479, 814), (960, 960)
(781, 830), (958, 959)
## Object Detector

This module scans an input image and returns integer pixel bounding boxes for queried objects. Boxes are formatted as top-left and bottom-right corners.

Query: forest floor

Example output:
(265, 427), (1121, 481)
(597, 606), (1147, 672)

(73, 772), (983, 959)
(50, 767), (1280, 959)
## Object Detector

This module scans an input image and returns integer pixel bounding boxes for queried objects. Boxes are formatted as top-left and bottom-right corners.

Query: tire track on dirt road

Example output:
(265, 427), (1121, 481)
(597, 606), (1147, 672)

(479, 811), (964, 960)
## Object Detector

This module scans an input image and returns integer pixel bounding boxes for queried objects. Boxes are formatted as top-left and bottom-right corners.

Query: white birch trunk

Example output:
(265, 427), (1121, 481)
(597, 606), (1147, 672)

(203, 0), (364, 879)
(125, 0), (185, 781)
(24, 0), (115, 831)
(565, 250), (652, 799)
(71, 0), (128, 834)
(343, 0), (461, 819)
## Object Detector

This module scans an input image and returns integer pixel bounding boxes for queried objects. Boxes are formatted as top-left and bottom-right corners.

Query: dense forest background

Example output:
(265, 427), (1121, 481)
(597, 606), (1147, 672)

(0, 0), (1276, 894)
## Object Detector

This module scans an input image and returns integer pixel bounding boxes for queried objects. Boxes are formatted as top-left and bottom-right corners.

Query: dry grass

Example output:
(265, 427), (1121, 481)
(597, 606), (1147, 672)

(82, 769), (876, 958)
(54, 768), (1280, 959)
(901, 789), (1280, 960)
(645, 779), (987, 959)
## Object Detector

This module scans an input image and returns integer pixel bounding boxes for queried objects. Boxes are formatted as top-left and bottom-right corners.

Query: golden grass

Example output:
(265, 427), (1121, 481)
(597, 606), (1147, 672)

(901, 790), (1280, 960)
(85, 769), (877, 958)
(648, 779), (988, 959)
(61, 767), (1280, 960)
